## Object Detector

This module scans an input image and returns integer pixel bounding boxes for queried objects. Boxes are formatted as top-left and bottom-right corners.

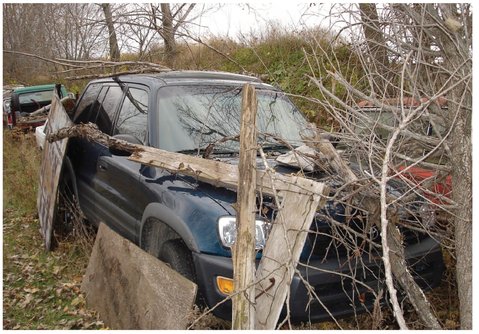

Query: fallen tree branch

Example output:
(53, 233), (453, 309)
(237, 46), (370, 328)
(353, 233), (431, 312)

(308, 125), (442, 329)
(64, 68), (167, 81)
(4, 50), (171, 81)
(3, 50), (83, 68)
(55, 58), (169, 69)
(47, 123), (141, 154)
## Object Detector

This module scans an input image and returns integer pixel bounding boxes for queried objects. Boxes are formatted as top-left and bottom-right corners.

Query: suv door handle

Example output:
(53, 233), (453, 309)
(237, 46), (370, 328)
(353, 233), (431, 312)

(98, 164), (108, 171)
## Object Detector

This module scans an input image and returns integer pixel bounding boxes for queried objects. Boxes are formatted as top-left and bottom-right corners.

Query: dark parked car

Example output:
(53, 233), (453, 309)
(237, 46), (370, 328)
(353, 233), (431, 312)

(58, 71), (444, 323)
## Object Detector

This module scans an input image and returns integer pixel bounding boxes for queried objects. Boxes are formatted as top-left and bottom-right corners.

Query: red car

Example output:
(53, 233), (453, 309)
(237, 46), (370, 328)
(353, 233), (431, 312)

(395, 165), (452, 205)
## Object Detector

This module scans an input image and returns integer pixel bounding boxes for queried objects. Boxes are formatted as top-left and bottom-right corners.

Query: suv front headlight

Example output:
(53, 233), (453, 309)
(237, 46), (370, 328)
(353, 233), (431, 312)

(218, 216), (271, 249)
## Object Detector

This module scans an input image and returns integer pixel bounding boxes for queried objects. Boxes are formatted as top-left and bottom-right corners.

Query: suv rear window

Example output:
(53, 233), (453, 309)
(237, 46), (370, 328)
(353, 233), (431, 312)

(73, 83), (102, 124)
(73, 83), (124, 135)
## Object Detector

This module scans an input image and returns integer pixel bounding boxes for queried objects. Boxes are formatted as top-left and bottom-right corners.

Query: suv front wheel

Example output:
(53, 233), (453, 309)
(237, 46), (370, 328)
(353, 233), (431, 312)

(159, 239), (196, 283)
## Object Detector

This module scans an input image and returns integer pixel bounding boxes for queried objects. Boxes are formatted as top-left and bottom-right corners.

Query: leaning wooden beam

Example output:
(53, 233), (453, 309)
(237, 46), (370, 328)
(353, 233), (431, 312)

(48, 124), (322, 197)
(254, 187), (326, 329)
(132, 148), (322, 197)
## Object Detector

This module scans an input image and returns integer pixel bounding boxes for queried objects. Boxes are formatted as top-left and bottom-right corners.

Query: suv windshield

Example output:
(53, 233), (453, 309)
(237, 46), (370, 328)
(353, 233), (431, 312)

(157, 85), (309, 152)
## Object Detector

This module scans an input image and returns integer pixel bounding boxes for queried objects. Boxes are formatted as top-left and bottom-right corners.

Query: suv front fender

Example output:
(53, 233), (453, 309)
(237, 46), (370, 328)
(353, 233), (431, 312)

(139, 202), (199, 253)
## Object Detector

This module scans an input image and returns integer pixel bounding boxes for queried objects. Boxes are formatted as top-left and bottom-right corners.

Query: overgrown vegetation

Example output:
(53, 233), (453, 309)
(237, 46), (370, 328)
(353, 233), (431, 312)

(171, 26), (365, 123)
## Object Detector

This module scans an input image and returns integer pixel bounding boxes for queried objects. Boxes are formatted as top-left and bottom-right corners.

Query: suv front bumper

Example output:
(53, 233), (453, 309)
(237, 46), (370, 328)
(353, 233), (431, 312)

(192, 237), (444, 323)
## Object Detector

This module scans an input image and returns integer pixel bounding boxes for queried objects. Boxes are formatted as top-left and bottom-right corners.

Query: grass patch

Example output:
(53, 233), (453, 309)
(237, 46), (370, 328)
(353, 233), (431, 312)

(3, 130), (104, 329)
(3, 131), (41, 214)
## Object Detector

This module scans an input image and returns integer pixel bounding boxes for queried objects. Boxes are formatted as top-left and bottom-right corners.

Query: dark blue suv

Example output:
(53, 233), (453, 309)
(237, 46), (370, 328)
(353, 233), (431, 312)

(59, 71), (444, 323)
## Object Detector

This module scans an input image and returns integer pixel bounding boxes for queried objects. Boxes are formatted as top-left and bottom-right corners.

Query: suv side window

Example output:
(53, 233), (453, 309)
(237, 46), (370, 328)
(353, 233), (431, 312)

(73, 83), (102, 123)
(115, 87), (148, 143)
(94, 86), (123, 134)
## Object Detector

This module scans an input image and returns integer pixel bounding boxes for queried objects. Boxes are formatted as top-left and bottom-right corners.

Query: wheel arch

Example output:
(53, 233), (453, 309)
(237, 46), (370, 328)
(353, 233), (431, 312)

(139, 202), (199, 253)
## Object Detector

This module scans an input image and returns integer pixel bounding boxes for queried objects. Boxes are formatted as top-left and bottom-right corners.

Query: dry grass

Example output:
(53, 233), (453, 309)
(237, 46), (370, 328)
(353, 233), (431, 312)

(3, 130), (42, 214)
(3, 130), (104, 329)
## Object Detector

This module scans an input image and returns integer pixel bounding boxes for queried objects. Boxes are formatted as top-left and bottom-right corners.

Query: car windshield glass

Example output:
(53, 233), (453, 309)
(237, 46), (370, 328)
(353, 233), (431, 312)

(157, 85), (309, 152)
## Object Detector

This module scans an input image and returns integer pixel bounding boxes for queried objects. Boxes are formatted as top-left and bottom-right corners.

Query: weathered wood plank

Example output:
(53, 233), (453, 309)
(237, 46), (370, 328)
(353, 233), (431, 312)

(254, 185), (327, 329)
(48, 122), (322, 197)
(81, 223), (197, 329)
(232, 84), (257, 329)
(47, 123), (319, 196)
(130, 147), (320, 197)
(37, 87), (73, 250)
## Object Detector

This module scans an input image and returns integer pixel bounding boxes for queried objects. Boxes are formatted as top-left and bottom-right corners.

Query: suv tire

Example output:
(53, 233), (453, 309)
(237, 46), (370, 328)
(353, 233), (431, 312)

(160, 239), (196, 282)
(54, 157), (78, 236)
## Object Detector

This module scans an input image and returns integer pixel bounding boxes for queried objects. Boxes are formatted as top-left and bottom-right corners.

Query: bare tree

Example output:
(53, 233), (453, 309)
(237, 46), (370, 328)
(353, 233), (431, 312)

(147, 3), (196, 66)
(3, 4), (57, 80)
(55, 4), (107, 60)
(3, 3), (108, 82)
(114, 5), (157, 59)
(306, 3), (471, 329)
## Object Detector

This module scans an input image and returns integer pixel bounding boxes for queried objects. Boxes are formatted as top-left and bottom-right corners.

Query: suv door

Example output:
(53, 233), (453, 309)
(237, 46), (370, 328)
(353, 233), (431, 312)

(94, 84), (150, 243)
(71, 83), (122, 226)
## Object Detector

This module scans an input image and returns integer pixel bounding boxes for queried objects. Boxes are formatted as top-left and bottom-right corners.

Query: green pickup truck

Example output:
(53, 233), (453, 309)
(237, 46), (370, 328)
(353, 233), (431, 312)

(6, 84), (69, 129)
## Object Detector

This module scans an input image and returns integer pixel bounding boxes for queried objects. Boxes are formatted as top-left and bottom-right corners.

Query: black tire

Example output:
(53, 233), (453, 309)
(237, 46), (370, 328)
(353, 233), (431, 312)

(54, 158), (78, 236)
(160, 239), (196, 282)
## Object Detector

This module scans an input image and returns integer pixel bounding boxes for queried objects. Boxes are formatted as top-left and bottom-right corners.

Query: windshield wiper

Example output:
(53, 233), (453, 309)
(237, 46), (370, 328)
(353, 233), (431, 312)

(260, 144), (292, 152)
(176, 148), (205, 155)
(176, 148), (238, 157)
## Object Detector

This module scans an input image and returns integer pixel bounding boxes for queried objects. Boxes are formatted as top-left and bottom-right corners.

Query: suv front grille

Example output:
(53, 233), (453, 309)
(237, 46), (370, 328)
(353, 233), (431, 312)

(306, 214), (430, 260)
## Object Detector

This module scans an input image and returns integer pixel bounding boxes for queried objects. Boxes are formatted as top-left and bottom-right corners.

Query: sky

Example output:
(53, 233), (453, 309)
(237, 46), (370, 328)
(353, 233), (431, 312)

(195, 3), (320, 38)
(169, 2), (343, 42)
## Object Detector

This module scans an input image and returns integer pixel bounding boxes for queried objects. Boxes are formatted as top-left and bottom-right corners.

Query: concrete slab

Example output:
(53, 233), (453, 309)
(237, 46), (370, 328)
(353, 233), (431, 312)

(81, 223), (197, 329)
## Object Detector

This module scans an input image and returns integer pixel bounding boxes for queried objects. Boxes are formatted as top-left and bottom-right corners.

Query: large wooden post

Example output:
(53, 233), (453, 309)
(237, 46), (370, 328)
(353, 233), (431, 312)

(232, 84), (258, 329)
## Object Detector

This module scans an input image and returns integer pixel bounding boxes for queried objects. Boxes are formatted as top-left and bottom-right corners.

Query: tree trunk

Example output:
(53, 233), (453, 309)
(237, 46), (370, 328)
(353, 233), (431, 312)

(101, 3), (120, 62)
(452, 135), (472, 329)
(160, 3), (177, 67)
(447, 50), (472, 332)
(439, 4), (472, 328)
(358, 3), (391, 96)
